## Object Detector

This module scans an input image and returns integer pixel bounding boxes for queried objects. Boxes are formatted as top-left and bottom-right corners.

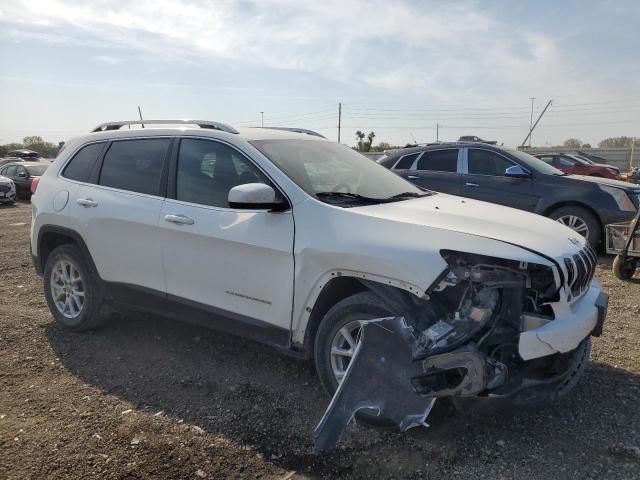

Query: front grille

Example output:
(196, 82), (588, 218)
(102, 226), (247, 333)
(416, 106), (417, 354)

(0, 184), (10, 193)
(563, 244), (597, 299)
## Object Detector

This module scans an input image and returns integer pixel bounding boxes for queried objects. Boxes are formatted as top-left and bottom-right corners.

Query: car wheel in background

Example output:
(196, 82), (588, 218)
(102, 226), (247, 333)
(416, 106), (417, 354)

(612, 254), (637, 280)
(548, 206), (601, 247)
(43, 244), (109, 331)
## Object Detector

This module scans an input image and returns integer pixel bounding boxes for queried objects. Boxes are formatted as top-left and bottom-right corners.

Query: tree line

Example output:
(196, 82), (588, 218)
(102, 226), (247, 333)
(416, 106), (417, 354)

(0, 136), (62, 159)
(558, 136), (638, 149)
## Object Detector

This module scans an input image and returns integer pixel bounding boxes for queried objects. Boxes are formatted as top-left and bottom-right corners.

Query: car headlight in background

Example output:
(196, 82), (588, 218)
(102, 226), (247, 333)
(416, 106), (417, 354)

(606, 167), (620, 176)
(598, 184), (636, 211)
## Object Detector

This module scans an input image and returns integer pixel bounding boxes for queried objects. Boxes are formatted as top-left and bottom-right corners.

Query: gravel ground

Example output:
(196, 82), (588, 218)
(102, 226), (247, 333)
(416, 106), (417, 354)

(1, 201), (639, 479)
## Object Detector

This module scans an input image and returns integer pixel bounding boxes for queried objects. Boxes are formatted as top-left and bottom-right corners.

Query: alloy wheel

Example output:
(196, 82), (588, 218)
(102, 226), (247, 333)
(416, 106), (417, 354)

(50, 259), (85, 319)
(330, 320), (361, 383)
(556, 215), (589, 238)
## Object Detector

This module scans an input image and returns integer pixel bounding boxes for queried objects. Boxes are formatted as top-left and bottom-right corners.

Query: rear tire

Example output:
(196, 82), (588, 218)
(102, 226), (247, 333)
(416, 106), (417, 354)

(548, 206), (601, 247)
(43, 244), (108, 331)
(613, 254), (637, 280)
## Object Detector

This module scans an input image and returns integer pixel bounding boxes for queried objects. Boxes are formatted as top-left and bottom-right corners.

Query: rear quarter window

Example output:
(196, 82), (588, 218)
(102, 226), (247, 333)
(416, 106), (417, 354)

(62, 142), (106, 182)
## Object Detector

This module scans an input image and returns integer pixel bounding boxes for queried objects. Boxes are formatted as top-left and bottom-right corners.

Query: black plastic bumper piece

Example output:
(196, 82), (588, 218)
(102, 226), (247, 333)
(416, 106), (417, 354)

(592, 291), (608, 337)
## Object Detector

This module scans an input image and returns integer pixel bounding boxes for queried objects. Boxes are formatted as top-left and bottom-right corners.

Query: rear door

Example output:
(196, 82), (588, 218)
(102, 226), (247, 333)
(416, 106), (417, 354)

(68, 137), (171, 293)
(460, 147), (537, 211)
(403, 148), (462, 194)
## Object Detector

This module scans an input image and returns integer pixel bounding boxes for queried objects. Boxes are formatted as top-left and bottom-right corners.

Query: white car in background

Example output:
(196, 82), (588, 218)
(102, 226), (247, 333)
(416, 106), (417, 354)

(30, 120), (608, 451)
(0, 174), (16, 204)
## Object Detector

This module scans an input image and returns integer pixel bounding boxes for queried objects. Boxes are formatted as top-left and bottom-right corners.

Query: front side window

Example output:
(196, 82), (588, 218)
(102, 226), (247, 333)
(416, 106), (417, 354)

(250, 139), (426, 205)
(416, 149), (459, 172)
(99, 138), (170, 195)
(468, 149), (514, 176)
(62, 142), (105, 182)
(176, 138), (269, 208)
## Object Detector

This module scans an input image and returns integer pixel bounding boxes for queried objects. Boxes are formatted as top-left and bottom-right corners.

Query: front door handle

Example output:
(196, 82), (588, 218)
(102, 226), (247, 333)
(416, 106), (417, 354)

(77, 198), (98, 207)
(407, 175), (419, 180)
(164, 214), (195, 225)
(465, 182), (480, 187)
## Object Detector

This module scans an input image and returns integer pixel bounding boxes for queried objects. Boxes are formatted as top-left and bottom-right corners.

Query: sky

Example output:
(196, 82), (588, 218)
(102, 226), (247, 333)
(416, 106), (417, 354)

(1, 0), (639, 148)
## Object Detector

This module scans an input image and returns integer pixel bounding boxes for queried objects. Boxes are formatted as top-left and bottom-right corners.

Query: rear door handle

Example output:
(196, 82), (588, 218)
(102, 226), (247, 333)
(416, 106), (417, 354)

(407, 175), (419, 180)
(465, 182), (480, 187)
(164, 214), (195, 225)
(76, 198), (98, 207)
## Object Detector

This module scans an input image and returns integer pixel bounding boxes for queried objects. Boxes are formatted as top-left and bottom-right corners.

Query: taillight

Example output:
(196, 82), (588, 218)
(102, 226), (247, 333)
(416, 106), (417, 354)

(30, 176), (40, 194)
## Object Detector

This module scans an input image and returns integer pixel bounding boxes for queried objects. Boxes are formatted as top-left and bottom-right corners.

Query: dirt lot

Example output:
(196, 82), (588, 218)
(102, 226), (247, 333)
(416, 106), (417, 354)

(1, 201), (639, 479)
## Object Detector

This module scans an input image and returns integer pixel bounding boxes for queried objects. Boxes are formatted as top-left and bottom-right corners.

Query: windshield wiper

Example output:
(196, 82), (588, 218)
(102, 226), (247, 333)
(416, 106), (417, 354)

(385, 191), (429, 199)
(316, 192), (387, 203)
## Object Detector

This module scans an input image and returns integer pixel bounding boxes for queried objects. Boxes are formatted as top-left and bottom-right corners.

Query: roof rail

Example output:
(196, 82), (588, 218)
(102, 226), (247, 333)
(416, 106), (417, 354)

(91, 120), (239, 134)
(250, 127), (326, 138)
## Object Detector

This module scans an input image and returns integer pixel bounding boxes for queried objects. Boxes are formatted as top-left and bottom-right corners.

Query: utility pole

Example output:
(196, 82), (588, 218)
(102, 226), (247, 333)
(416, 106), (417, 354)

(260, 111), (264, 128)
(436, 123), (439, 142)
(529, 97), (536, 147)
(138, 105), (145, 128)
(337, 102), (342, 143)
(521, 99), (552, 147)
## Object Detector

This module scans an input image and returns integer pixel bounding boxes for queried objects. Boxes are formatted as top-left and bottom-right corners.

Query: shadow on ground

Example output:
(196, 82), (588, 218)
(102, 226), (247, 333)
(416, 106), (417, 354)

(46, 313), (640, 476)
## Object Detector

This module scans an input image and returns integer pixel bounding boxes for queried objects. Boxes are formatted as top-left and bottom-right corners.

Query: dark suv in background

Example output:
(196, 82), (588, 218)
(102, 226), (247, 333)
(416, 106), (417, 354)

(378, 142), (640, 246)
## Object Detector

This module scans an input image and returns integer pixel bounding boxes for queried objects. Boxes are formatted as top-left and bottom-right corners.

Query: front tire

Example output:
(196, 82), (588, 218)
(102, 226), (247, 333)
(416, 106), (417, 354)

(548, 206), (601, 247)
(314, 291), (400, 427)
(43, 244), (108, 331)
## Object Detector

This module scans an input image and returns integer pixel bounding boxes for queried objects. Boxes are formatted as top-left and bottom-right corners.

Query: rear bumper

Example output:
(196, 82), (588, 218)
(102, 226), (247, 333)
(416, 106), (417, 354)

(518, 281), (607, 361)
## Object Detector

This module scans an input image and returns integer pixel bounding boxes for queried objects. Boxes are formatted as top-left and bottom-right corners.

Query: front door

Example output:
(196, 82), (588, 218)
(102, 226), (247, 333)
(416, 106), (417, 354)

(159, 137), (295, 333)
(460, 147), (537, 211)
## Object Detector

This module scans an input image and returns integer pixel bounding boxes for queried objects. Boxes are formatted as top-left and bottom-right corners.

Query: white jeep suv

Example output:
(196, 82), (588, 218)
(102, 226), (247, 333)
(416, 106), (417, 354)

(31, 120), (607, 448)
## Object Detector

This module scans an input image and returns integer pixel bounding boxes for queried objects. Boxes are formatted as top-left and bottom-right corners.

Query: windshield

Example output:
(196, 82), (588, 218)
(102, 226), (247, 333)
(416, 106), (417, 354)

(506, 148), (566, 175)
(250, 139), (428, 205)
(26, 164), (48, 176)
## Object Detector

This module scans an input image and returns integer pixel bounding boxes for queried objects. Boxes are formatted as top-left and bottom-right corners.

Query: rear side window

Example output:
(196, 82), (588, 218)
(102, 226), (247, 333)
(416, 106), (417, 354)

(468, 149), (514, 176)
(62, 142), (105, 182)
(416, 149), (459, 172)
(394, 152), (420, 170)
(99, 139), (170, 196)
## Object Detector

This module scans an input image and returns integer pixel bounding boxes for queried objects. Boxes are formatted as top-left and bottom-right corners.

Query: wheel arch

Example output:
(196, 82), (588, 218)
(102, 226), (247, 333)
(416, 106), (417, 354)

(37, 226), (97, 276)
(301, 274), (421, 355)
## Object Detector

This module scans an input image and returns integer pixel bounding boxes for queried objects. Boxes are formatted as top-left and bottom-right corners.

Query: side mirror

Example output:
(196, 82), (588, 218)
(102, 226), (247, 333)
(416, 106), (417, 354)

(504, 165), (531, 178)
(228, 183), (282, 210)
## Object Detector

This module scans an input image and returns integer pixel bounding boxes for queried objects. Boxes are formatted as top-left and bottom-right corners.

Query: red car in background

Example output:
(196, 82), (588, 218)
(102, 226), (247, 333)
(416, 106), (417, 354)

(534, 153), (620, 179)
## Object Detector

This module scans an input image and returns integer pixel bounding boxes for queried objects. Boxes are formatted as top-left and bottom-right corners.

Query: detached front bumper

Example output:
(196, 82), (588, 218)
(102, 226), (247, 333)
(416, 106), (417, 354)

(518, 281), (607, 361)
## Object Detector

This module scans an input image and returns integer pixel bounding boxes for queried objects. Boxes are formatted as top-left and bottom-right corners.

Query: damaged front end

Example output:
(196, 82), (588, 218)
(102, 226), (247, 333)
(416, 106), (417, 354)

(313, 250), (593, 453)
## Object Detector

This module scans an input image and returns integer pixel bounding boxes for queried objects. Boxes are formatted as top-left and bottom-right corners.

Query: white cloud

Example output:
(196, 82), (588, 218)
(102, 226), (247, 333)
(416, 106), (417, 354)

(93, 55), (125, 65)
(0, 0), (593, 99)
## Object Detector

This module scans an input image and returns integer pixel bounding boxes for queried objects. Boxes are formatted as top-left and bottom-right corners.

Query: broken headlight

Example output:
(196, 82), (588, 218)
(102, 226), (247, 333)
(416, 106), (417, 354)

(414, 250), (558, 358)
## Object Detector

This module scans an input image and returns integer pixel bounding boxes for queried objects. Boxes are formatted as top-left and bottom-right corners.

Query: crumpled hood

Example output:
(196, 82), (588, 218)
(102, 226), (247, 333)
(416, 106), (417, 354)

(353, 193), (585, 260)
